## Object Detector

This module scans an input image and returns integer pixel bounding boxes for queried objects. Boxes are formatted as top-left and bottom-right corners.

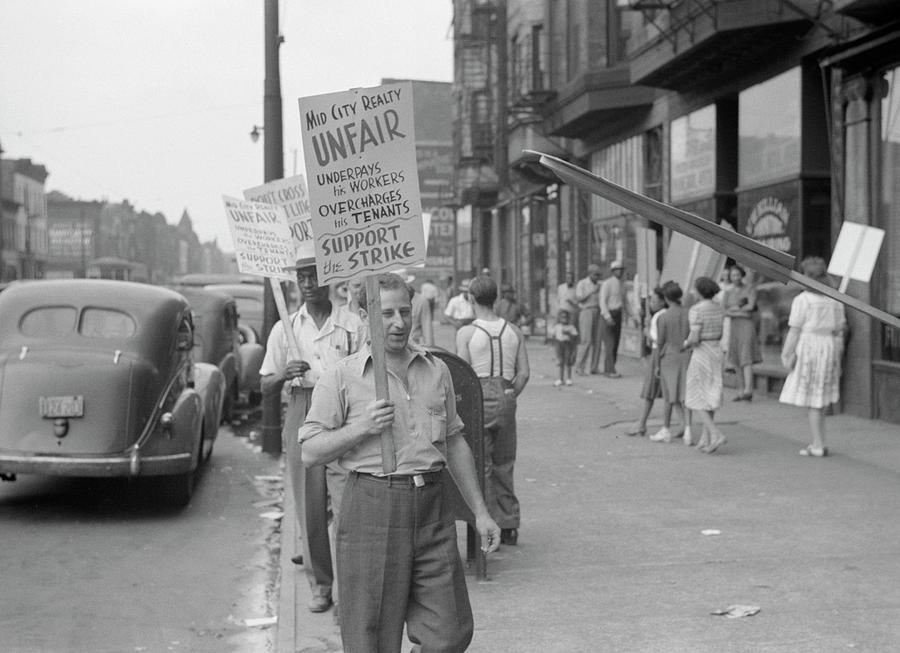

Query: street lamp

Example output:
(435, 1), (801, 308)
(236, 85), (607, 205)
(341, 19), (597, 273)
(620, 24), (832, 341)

(249, 125), (264, 143)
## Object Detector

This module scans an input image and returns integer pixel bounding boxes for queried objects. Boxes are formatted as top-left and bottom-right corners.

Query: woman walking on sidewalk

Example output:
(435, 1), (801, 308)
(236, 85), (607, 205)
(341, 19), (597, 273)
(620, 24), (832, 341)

(652, 282), (691, 443)
(684, 277), (727, 453)
(779, 256), (847, 457)
(626, 287), (667, 436)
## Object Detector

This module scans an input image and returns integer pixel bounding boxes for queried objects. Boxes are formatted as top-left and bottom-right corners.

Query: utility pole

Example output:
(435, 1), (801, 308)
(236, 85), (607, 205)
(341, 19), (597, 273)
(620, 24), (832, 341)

(261, 0), (285, 455)
(0, 140), (5, 282)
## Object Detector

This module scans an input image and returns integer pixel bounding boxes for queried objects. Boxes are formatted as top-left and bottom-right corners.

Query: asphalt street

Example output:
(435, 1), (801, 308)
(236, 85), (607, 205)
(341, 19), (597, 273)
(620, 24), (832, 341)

(279, 322), (900, 653)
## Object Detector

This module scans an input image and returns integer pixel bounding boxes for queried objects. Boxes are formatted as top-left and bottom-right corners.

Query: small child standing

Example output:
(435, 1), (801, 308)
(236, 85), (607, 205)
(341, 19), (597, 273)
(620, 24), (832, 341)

(551, 309), (579, 386)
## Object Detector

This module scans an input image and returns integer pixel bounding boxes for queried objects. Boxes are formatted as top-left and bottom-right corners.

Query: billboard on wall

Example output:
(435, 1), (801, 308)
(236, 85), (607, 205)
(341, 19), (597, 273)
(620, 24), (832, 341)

(48, 222), (93, 260)
(425, 206), (455, 277)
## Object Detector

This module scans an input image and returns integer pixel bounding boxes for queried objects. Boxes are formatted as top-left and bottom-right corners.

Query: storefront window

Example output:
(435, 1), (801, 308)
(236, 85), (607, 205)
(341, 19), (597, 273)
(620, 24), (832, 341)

(739, 67), (801, 188)
(590, 135), (643, 220)
(670, 105), (716, 203)
(881, 65), (900, 361)
(882, 65), (900, 315)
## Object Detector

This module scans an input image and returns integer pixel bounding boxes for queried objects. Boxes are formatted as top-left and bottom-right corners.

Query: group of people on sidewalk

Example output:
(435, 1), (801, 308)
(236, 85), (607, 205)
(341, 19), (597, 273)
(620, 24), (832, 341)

(624, 256), (848, 458)
(262, 263), (530, 652)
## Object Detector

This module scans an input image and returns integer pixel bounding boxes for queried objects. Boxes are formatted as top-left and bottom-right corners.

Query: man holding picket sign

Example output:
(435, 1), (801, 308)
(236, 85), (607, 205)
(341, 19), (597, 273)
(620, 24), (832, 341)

(296, 81), (500, 652)
(237, 176), (362, 614)
(258, 258), (362, 613)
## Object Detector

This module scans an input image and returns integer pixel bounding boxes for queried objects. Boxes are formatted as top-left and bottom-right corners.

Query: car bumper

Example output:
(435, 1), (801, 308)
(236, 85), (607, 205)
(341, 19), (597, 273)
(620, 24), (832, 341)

(0, 451), (193, 477)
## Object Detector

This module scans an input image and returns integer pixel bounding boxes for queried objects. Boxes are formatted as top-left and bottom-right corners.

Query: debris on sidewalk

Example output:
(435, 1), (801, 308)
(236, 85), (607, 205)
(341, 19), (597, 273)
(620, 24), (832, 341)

(244, 615), (278, 628)
(259, 511), (284, 520)
(711, 604), (761, 618)
(701, 529), (722, 536)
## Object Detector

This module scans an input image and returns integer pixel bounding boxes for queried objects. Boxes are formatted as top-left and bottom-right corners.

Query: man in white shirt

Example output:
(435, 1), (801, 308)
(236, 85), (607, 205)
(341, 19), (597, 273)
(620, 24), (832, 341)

(419, 277), (439, 314)
(574, 264), (603, 374)
(443, 278), (475, 329)
(259, 260), (362, 613)
(599, 260), (626, 377)
(557, 271), (579, 323)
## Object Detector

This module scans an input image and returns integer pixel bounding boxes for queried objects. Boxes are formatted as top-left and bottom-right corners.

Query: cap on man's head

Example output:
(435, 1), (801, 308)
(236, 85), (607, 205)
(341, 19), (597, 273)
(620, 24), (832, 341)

(587, 264), (601, 275)
(294, 256), (316, 270)
(610, 260), (625, 271)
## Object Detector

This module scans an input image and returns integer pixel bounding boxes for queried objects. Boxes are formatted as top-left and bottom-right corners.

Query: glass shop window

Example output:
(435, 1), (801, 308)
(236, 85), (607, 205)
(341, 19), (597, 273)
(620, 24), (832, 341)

(880, 64), (900, 361)
(739, 67), (801, 188)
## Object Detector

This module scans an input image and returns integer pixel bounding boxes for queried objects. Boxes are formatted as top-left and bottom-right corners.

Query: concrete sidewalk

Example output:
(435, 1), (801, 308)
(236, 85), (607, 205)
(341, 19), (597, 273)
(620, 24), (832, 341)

(278, 324), (900, 652)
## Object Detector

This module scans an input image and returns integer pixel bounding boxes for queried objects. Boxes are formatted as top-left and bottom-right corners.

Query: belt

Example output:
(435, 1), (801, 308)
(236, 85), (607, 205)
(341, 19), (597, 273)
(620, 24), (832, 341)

(580, 305), (599, 310)
(352, 470), (443, 488)
(290, 386), (313, 395)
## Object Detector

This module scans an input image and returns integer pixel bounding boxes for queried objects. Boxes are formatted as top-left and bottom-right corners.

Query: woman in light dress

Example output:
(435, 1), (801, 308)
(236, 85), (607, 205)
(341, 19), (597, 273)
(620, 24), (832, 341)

(779, 257), (847, 457)
(684, 277), (727, 453)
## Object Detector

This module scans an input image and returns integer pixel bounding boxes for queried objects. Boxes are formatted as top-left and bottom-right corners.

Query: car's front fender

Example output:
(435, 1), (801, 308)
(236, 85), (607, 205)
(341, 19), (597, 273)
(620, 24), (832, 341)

(238, 343), (264, 393)
(193, 362), (224, 440)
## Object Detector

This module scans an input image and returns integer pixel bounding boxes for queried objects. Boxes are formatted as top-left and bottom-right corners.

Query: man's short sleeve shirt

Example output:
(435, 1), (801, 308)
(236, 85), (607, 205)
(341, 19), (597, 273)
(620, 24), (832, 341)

(299, 345), (465, 475)
(259, 303), (362, 388)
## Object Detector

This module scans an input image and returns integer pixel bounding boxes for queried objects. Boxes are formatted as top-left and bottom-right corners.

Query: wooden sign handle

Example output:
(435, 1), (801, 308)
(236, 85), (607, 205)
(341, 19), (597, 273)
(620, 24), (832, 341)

(268, 277), (301, 360)
(364, 275), (397, 474)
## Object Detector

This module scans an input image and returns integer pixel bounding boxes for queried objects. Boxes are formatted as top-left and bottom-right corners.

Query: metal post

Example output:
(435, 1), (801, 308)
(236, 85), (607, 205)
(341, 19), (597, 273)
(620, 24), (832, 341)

(261, 0), (284, 455)
(0, 140), (5, 282)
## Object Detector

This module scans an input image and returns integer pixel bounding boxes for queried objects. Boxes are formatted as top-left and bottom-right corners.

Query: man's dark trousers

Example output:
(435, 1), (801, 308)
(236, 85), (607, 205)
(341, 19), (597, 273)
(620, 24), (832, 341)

(600, 308), (622, 374)
(283, 387), (333, 600)
(336, 472), (473, 652)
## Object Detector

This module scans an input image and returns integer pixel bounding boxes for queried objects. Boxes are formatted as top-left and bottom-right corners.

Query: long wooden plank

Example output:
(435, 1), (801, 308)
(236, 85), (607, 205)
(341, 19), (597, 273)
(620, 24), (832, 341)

(534, 152), (794, 283)
(531, 151), (900, 332)
(532, 151), (795, 269)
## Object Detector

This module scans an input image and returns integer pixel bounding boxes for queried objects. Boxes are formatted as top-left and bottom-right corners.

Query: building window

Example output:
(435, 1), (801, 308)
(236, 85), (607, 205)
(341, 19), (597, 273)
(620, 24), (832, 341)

(739, 67), (801, 188)
(670, 105), (716, 203)
(881, 64), (900, 360)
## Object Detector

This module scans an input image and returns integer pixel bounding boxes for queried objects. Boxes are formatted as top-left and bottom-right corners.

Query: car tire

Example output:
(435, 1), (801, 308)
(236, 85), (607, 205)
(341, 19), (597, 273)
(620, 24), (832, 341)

(159, 432), (203, 507)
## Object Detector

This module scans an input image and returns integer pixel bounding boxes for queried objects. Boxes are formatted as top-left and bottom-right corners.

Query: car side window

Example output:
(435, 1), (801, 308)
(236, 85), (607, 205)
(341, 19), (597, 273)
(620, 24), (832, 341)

(20, 306), (78, 337)
(175, 315), (194, 351)
(224, 305), (237, 335)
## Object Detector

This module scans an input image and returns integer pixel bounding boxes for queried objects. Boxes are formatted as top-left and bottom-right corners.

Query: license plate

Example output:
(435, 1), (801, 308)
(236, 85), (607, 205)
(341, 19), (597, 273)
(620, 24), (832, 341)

(39, 395), (84, 418)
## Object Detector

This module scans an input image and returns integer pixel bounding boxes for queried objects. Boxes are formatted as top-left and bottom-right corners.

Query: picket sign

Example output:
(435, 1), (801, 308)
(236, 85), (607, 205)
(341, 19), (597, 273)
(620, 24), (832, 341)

(297, 82), (428, 473)
(827, 221), (885, 294)
(222, 195), (301, 359)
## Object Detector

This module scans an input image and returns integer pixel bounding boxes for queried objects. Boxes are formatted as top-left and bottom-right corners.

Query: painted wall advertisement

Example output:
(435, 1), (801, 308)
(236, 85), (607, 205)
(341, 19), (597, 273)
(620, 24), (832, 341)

(297, 81), (426, 284)
(737, 182), (799, 257)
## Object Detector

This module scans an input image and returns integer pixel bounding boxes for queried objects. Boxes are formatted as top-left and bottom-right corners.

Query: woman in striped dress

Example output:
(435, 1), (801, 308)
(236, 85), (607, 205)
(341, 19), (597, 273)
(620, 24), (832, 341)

(779, 257), (847, 457)
(684, 277), (727, 453)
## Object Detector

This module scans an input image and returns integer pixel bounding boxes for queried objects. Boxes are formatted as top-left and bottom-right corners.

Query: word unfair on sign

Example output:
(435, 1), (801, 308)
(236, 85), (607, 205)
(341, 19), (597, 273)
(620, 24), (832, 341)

(222, 196), (295, 281)
(243, 174), (315, 264)
(297, 81), (425, 284)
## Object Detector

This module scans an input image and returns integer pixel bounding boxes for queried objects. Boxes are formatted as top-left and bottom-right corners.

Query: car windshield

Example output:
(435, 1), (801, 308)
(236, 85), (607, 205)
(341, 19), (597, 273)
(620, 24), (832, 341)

(19, 306), (136, 339)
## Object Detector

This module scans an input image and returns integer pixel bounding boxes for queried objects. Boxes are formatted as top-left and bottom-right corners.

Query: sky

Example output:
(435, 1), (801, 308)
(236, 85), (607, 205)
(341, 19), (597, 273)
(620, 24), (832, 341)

(0, 0), (454, 253)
